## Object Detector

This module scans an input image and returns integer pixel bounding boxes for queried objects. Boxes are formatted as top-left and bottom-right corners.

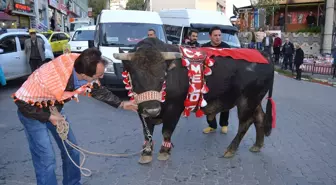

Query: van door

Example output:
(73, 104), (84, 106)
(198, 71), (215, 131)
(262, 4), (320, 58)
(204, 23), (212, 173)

(0, 36), (22, 80)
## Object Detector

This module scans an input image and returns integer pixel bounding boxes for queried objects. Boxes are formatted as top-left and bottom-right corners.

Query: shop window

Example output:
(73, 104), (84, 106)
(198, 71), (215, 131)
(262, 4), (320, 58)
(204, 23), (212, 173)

(0, 36), (17, 54)
(18, 35), (30, 50)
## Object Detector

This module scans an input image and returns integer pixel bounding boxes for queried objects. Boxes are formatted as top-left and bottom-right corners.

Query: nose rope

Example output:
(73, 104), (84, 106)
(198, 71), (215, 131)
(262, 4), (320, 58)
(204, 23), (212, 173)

(50, 106), (147, 177)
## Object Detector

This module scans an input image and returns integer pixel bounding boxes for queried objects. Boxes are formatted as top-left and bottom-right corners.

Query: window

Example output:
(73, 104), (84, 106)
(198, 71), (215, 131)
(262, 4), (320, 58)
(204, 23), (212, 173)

(18, 35), (30, 50)
(59, 33), (68, 40)
(51, 34), (59, 42)
(99, 23), (167, 47)
(70, 22), (89, 32)
(42, 33), (52, 39)
(72, 30), (95, 41)
(0, 36), (17, 54)
(196, 28), (241, 48)
(164, 25), (182, 44)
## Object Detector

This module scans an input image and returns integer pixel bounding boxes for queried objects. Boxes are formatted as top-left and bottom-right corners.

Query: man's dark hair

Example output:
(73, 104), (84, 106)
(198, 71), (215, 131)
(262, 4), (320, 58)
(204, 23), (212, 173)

(148, 29), (156, 33)
(188, 29), (198, 36)
(209, 26), (221, 35)
(74, 48), (108, 77)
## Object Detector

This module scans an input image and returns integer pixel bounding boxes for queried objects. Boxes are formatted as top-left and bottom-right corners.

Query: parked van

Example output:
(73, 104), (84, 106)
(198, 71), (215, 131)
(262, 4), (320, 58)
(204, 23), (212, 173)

(69, 25), (95, 53)
(94, 10), (167, 90)
(159, 9), (241, 48)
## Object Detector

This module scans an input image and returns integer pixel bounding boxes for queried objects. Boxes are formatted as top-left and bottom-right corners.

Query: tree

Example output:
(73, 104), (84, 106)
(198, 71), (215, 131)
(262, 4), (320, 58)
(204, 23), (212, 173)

(250, 0), (281, 16)
(126, 0), (145, 10)
(89, 0), (106, 19)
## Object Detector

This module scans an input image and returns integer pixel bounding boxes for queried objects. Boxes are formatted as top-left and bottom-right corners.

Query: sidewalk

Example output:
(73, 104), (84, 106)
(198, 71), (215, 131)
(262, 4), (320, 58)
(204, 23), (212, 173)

(274, 65), (336, 87)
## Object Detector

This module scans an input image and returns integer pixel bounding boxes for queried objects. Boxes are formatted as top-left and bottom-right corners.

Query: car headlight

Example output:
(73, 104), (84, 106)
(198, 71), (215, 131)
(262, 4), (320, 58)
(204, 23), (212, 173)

(102, 56), (115, 74)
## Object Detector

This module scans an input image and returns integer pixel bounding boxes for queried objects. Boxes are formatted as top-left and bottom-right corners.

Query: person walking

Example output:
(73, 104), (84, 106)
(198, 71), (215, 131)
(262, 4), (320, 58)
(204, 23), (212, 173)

(273, 33), (282, 64)
(24, 29), (45, 72)
(294, 44), (304, 80)
(262, 31), (273, 55)
(281, 38), (295, 70)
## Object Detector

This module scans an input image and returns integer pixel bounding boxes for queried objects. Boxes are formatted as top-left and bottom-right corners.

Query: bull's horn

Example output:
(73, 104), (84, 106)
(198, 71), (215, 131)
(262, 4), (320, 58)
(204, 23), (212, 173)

(113, 53), (134, 61)
(161, 52), (182, 60)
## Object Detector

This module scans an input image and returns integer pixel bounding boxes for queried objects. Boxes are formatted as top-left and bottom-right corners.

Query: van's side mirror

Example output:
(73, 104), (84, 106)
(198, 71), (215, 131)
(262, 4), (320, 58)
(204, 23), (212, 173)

(88, 40), (94, 48)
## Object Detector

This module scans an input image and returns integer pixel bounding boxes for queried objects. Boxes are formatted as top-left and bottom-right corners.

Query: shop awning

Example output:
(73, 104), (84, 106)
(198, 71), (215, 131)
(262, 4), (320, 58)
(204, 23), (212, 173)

(0, 12), (16, 21)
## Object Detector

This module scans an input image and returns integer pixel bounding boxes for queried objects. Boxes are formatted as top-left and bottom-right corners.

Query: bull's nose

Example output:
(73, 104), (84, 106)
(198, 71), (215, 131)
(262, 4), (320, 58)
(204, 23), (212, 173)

(143, 107), (161, 117)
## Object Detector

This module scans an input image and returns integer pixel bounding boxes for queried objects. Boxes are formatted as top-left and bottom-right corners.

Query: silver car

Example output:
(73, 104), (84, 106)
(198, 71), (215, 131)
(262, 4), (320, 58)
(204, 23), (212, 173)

(0, 32), (54, 81)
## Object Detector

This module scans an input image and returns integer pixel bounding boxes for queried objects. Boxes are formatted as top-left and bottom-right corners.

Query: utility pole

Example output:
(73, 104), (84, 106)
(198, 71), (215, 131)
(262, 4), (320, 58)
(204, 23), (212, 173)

(322, 0), (335, 53)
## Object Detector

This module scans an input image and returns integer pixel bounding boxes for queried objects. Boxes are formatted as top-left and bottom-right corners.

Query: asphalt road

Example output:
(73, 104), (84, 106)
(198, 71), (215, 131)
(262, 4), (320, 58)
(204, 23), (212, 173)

(1, 74), (336, 185)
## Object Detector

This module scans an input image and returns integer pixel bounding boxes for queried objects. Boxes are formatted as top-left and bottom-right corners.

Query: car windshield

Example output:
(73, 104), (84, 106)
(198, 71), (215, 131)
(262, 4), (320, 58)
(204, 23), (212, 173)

(42, 33), (52, 39)
(99, 23), (166, 47)
(72, 30), (95, 41)
(196, 29), (241, 48)
(70, 23), (89, 32)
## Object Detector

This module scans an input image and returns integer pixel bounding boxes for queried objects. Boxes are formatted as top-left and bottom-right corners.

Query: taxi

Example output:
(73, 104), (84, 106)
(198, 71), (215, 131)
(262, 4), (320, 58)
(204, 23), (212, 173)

(41, 30), (70, 55)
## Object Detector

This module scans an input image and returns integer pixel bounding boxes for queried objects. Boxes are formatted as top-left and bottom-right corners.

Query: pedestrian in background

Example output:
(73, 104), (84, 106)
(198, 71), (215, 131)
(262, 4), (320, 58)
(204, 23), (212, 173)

(247, 27), (256, 49)
(262, 31), (273, 55)
(24, 29), (45, 72)
(273, 33), (282, 64)
(255, 27), (265, 50)
(294, 43), (304, 80)
(281, 38), (295, 70)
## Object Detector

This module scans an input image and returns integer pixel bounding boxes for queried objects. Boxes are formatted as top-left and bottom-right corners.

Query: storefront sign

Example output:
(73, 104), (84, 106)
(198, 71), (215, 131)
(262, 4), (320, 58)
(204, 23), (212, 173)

(49, 0), (58, 9)
(14, 3), (33, 13)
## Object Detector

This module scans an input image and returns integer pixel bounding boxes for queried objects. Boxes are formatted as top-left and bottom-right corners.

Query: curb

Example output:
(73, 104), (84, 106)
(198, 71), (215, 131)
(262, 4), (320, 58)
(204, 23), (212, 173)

(276, 71), (335, 87)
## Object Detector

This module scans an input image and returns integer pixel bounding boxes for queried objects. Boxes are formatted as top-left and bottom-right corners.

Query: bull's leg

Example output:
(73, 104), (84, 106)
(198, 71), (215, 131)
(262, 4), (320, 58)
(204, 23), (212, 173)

(224, 99), (254, 158)
(250, 104), (265, 153)
(158, 106), (183, 161)
(139, 117), (156, 164)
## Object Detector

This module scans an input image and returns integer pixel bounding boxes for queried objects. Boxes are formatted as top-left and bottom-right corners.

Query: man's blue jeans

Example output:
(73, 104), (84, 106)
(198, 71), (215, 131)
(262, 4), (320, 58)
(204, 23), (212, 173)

(17, 110), (81, 185)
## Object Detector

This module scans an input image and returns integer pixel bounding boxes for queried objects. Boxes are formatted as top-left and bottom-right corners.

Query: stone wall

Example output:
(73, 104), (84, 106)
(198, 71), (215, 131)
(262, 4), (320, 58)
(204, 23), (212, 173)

(238, 32), (322, 56)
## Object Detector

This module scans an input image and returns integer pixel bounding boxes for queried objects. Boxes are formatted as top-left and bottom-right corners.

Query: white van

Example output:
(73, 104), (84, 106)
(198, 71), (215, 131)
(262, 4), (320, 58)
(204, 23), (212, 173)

(69, 25), (95, 53)
(94, 10), (167, 90)
(159, 9), (241, 48)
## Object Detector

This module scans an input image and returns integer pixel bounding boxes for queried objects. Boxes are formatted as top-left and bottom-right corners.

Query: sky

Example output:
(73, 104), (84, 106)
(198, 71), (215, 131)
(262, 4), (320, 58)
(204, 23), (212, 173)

(225, 0), (251, 17)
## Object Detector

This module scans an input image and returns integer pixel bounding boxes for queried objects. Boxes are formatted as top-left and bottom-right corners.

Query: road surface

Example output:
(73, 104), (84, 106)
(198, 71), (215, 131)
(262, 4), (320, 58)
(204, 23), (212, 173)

(1, 74), (336, 185)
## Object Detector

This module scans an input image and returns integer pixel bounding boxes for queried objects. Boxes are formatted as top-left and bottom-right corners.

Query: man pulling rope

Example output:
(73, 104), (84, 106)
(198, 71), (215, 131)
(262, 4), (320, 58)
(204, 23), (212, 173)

(13, 48), (138, 185)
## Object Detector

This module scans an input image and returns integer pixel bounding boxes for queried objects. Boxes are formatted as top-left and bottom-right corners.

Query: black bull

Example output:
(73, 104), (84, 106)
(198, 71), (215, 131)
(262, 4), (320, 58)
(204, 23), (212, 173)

(113, 38), (275, 164)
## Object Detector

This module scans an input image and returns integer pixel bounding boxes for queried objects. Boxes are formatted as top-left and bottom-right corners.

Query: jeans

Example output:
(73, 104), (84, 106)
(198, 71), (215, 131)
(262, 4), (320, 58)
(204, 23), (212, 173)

(256, 42), (263, 50)
(17, 110), (81, 185)
(207, 111), (230, 129)
(249, 42), (255, 49)
(283, 54), (293, 70)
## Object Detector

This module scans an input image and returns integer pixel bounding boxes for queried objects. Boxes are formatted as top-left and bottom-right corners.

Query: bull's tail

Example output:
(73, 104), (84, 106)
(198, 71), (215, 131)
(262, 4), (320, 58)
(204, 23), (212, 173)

(264, 65), (276, 137)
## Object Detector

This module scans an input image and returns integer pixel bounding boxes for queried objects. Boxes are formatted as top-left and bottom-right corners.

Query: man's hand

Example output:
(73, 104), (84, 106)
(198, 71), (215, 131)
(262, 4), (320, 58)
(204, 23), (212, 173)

(49, 114), (65, 126)
(120, 101), (138, 112)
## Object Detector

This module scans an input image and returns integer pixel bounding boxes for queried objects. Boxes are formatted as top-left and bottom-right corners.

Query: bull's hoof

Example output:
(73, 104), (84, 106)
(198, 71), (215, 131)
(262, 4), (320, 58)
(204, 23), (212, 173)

(157, 152), (170, 161)
(224, 150), (235, 158)
(138, 155), (153, 164)
(249, 145), (263, 153)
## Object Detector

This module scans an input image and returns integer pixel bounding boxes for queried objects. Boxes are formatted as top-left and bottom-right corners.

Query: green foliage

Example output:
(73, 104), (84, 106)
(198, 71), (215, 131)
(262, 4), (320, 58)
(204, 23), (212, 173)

(251, 0), (281, 16)
(296, 26), (321, 33)
(126, 0), (145, 10)
(88, 0), (106, 19)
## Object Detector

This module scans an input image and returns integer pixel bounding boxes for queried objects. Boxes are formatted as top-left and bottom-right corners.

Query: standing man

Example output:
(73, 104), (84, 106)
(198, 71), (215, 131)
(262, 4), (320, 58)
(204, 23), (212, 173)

(184, 29), (200, 47)
(306, 11), (316, 28)
(273, 33), (282, 64)
(201, 26), (230, 134)
(247, 27), (256, 49)
(278, 13), (285, 32)
(262, 31), (273, 55)
(147, 29), (156, 38)
(13, 48), (138, 185)
(294, 43), (304, 80)
(25, 29), (45, 72)
(282, 38), (295, 70)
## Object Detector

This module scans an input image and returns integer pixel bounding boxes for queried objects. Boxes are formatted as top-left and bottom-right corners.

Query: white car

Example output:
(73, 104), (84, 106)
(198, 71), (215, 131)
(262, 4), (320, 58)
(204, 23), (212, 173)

(0, 32), (54, 81)
(69, 25), (95, 53)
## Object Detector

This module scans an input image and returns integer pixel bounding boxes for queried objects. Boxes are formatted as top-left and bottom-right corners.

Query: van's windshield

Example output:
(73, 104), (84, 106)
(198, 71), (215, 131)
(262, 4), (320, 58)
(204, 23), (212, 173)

(197, 30), (241, 48)
(70, 22), (89, 32)
(99, 23), (167, 47)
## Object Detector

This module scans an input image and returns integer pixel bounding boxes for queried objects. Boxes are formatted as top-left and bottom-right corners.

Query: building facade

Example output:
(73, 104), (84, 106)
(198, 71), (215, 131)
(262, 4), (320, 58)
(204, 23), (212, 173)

(0, 0), (88, 32)
(147, 0), (226, 13)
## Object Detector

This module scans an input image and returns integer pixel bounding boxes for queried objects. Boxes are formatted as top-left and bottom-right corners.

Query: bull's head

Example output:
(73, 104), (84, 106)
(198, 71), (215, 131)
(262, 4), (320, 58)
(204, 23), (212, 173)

(114, 45), (181, 118)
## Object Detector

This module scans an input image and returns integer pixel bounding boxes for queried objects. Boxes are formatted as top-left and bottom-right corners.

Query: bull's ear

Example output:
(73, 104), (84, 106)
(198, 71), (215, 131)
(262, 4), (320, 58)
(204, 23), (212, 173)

(168, 60), (176, 71)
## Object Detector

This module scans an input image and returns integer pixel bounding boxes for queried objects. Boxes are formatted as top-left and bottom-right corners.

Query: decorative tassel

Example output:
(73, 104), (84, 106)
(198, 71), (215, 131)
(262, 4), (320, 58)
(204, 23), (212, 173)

(195, 109), (204, 117)
(73, 94), (79, 102)
(161, 91), (167, 97)
(188, 70), (194, 77)
(128, 91), (134, 97)
(200, 99), (207, 107)
(184, 99), (192, 107)
(182, 58), (190, 66)
(123, 78), (129, 85)
(162, 82), (166, 90)
(125, 84), (132, 90)
(183, 109), (191, 117)
(204, 66), (212, 76)
(201, 84), (209, 94)
(188, 85), (195, 93)
(130, 96), (135, 101)
(161, 96), (166, 102)
(206, 57), (215, 67)
(122, 71), (128, 78)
